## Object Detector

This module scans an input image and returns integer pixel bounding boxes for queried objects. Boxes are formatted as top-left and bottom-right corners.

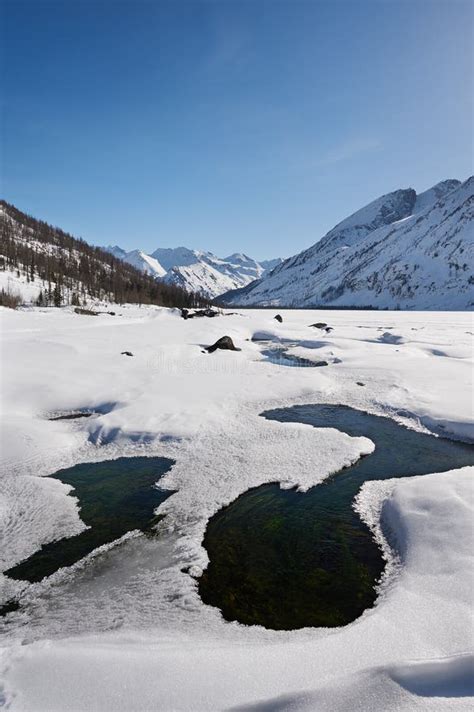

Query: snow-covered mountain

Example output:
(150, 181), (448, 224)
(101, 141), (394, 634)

(106, 245), (167, 279)
(220, 178), (473, 310)
(153, 247), (265, 289)
(105, 245), (281, 299)
(120, 249), (167, 278)
(0, 202), (199, 308)
(259, 257), (284, 273)
(106, 245), (128, 260)
(151, 247), (204, 271)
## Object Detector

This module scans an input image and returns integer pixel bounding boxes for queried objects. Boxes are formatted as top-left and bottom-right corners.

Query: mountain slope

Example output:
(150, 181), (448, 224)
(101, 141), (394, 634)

(220, 178), (473, 310)
(165, 261), (246, 297)
(120, 249), (167, 278)
(223, 253), (264, 280)
(0, 202), (202, 308)
(153, 247), (272, 297)
(259, 257), (284, 273)
(105, 245), (167, 279)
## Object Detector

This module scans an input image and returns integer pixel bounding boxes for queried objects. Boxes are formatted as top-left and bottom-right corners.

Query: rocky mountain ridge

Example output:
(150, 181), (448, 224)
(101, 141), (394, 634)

(219, 178), (473, 310)
(105, 244), (282, 299)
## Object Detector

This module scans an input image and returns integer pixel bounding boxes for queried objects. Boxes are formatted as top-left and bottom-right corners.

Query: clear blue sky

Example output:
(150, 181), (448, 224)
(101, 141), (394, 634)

(2, 0), (472, 260)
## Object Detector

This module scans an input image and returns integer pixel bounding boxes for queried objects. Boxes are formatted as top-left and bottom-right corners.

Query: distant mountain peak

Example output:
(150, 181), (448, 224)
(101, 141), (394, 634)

(413, 179), (461, 214)
(106, 244), (280, 299)
(106, 245), (128, 259)
(225, 252), (254, 263)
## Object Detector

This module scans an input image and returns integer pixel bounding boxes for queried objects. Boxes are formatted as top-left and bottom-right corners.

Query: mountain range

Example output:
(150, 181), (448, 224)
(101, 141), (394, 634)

(2, 176), (472, 311)
(220, 177), (474, 310)
(105, 245), (283, 299)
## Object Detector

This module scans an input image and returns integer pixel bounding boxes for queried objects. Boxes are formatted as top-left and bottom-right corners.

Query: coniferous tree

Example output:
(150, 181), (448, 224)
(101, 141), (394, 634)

(53, 279), (62, 307)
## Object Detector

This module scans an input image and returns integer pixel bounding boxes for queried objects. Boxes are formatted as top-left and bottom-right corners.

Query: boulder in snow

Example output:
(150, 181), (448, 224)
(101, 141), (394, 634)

(206, 336), (241, 353)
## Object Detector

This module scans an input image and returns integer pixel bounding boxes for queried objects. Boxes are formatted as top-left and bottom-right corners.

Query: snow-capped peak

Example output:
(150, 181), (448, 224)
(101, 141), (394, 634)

(106, 245), (128, 259)
(413, 179), (461, 215)
(122, 250), (167, 278)
(150, 247), (202, 271)
(104, 247), (166, 278)
(106, 244), (280, 299)
(317, 187), (417, 252)
(224, 253), (254, 265)
(220, 177), (473, 310)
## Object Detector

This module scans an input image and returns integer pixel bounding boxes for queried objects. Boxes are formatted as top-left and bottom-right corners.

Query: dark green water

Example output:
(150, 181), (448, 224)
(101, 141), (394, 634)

(5, 457), (174, 583)
(261, 346), (324, 368)
(199, 405), (474, 630)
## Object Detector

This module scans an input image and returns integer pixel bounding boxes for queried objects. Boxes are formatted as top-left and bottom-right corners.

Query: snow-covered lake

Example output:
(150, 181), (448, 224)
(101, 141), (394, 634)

(0, 305), (473, 710)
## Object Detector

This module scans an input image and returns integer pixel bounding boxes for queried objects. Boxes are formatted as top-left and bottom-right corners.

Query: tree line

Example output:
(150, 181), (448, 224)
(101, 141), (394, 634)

(0, 201), (207, 308)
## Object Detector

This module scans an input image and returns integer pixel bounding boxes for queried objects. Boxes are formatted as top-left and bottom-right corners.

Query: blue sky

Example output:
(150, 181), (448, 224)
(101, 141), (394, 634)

(2, 0), (472, 260)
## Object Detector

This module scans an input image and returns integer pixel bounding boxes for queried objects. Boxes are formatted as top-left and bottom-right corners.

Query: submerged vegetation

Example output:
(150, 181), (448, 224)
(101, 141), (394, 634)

(199, 405), (474, 630)
(5, 457), (175, 584)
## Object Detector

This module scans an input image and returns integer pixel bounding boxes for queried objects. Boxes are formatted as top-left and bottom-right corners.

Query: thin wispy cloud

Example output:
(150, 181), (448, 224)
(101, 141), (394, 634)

(319, 137), (382, 166)
(204, 8), (252, 73)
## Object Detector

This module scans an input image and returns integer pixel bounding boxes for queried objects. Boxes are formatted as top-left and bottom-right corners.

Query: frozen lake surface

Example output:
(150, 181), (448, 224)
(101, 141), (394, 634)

(1, 305), (473, 711)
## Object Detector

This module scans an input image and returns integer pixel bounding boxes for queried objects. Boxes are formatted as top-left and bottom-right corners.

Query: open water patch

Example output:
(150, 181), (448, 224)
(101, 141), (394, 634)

(49, 412), (95, 421)
(260, 346), (327, 368)
(255, 339), (329, 368)
(4, 457), (174, 585)
(199, 405), (474, 630)
(48, 402), (119, 421)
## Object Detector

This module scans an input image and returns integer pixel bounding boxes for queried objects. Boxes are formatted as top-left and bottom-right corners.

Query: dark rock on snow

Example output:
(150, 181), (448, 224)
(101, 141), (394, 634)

(121, 351), (134, 357)
(74, 307), (98, 316)
(274, 314), (283, 323)
(182, 308), (220, 320)
(309, 322), (327, 329)
(206, 336), (241, 353)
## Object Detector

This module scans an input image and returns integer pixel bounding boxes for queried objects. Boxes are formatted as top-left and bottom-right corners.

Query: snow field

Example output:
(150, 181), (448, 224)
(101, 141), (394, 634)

(0, 305), (473, 710)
